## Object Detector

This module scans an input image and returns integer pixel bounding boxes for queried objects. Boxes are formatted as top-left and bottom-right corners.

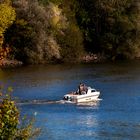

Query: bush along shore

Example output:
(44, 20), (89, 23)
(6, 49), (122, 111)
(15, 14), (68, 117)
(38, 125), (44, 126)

(0, 53), (105, 68)
(0, 58), (23, 68)
(0, 46), (23, 68)
(82, 53), (107, 63)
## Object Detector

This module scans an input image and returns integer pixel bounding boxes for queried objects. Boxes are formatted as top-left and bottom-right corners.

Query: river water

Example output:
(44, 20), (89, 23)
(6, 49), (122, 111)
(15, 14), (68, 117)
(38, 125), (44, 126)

(0, 61), (140, 140)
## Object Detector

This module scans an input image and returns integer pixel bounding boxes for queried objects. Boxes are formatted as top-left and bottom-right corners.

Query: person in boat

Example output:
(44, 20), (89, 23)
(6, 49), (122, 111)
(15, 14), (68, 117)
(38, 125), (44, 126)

(77, 83), (87, 95)
(83, 84), (88, 93)
(76, 83), (82, 94)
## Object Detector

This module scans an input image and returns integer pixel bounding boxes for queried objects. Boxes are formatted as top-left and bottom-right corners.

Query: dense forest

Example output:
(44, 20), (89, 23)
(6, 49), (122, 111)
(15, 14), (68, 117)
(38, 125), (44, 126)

(0, 0), (140, 64)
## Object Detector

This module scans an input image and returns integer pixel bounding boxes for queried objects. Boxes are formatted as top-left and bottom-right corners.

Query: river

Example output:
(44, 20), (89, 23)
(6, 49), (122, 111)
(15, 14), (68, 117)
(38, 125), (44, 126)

(0, 61), (140, 140)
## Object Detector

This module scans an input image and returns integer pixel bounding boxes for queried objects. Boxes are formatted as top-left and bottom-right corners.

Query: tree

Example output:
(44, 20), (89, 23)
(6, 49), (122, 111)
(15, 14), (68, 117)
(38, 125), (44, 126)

(0, 1), (16, 47)
(9, 0), (61, 64)
(6, 0), (84, 63)
(99, 0), (140, 59)
(76, 0), (140, 59)
(0, 87), (40, 139)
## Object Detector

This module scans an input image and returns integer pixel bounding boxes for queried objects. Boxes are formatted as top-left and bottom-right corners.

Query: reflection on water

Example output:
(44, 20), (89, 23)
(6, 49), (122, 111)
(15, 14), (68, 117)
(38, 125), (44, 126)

(75, 114), (99, 138)
(77, 100), (101, 109)
(1, 61), (140, 140)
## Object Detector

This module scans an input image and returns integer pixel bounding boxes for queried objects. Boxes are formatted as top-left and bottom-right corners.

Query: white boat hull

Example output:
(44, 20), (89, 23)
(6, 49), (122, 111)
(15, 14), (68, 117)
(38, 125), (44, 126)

(63, 87), (100, 103)
(76, 92), (100, 103)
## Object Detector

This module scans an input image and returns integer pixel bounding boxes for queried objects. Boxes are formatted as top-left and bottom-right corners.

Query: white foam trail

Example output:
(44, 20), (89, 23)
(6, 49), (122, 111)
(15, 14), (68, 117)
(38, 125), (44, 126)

(96, 98), (102, 101)
(17, 98), (102, 105)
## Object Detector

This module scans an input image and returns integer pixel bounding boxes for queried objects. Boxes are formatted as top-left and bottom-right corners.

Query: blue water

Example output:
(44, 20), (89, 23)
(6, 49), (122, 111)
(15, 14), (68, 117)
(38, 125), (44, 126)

(0, 61), (140, 140)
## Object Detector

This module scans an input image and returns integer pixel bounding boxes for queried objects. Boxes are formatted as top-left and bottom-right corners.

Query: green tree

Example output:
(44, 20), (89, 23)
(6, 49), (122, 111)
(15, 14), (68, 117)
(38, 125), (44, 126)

(5, 19), (34, 61)
(0, 87), (40, 139)
(54, 0), (84, 62)
(76, 0), (140, 59)
(9, 0), (61, 64)
(6, 0), (84, 63)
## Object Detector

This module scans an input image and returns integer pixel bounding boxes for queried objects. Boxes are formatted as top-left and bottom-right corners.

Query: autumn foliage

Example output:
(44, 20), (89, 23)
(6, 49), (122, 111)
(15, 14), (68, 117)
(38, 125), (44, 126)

(0, 0), (140, 65)
(0, 87), (40, 139)
(0, 46), (11, 60)
(0, 2), (16, 47)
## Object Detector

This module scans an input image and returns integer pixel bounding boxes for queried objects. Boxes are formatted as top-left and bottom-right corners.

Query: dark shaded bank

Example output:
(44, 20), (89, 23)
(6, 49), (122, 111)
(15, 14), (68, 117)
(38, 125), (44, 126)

(1, 54), (140, 68)
(81, 53), (107, 63)
(0, 58), (23, 68)
(0, 53), (105, 68)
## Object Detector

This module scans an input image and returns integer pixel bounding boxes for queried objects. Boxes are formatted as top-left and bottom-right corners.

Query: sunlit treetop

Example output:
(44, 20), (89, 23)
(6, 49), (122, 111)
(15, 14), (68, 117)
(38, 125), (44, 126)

(0, 2), (16, 46)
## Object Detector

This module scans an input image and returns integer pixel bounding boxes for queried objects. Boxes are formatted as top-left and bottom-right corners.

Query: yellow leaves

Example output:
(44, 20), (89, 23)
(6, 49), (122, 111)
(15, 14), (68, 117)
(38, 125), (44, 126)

(0, 3), (16, 33)
(0, 3), (16, 47)
(48, 2), (68, 29)
(49, 3), (61, 26)
(0, 86), (39, 139)
(0, 92), (19, 138)
(16, 19), (28, 26)
(7, 86), (13, 93)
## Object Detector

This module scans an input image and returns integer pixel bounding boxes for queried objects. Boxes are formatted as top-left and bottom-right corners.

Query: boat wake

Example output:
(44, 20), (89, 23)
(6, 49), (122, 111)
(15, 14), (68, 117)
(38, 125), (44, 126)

(17, 99), (65, 105)
(17, 98), (102, 106)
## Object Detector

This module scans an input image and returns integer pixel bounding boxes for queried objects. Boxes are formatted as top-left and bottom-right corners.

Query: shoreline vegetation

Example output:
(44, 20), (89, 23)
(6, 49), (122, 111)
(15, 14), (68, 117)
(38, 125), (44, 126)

(0, 0), (140, 68)
(0, 53), (140, 68)
(0, 53), (102, 68)
(0, 87), (41, 139)
(0, 58), (23, 68)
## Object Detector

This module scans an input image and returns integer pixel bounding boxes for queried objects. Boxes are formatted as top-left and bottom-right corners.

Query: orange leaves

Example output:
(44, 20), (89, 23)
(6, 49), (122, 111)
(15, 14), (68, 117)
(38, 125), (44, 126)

(0, 46), (11, 60)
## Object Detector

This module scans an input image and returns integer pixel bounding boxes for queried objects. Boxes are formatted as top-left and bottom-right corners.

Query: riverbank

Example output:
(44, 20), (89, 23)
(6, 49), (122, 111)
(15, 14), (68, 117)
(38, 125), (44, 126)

(0, 54), (139, 68)
(0, 58), (23, 68)
(81, 53), (106, 63)
(0, 53), (104, 68)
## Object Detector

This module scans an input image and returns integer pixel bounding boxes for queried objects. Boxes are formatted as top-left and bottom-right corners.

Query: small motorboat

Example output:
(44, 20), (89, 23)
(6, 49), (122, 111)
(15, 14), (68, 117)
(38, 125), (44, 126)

(63, 86), (100, 103)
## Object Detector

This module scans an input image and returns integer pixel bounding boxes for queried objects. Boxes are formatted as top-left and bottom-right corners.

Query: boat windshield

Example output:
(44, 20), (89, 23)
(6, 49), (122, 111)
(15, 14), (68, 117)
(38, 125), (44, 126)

(91, 89), (96, 92)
